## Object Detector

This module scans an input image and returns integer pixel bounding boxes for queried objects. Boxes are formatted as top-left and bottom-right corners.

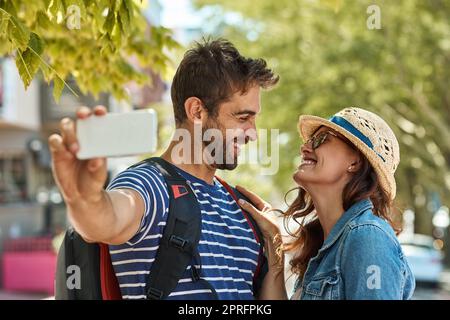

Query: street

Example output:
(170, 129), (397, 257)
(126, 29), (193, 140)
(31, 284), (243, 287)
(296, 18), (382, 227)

(412, 269), (450, 300)
(1, 269), (450, 300)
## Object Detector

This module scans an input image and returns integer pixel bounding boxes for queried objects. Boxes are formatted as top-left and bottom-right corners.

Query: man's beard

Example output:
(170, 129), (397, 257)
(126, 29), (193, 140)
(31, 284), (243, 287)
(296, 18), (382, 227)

(202, 119), (248, 171)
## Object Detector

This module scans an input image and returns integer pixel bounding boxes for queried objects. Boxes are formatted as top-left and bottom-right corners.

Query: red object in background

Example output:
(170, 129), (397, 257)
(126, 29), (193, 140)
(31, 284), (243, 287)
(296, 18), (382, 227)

(2, 237), (56, 295)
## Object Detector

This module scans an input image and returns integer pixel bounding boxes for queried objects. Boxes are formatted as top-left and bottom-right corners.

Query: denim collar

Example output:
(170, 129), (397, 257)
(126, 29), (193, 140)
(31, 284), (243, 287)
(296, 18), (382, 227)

(318, 198), (373, 254)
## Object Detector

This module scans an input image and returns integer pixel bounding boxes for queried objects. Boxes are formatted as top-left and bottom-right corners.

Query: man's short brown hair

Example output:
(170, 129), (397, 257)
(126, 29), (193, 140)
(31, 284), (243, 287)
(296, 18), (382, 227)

(171, 38), (279, 124)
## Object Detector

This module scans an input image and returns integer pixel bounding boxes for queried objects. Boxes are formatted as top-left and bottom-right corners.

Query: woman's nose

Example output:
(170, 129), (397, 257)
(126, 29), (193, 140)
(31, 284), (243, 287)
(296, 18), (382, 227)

(301, 141), (313, 154)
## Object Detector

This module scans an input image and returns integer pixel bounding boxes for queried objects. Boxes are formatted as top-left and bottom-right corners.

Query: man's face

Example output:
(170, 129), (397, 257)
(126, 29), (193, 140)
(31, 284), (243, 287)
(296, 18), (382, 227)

(203, 85), (261, 170)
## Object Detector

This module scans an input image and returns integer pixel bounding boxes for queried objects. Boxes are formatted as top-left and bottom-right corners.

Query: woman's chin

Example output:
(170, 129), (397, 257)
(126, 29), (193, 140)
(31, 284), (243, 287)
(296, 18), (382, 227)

(293, 170), (310, 186)
(294, 165), (322, 184)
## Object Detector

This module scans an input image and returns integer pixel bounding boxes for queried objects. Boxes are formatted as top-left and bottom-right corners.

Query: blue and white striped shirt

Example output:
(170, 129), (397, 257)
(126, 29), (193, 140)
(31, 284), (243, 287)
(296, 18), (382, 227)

(106, 162), (261, 300)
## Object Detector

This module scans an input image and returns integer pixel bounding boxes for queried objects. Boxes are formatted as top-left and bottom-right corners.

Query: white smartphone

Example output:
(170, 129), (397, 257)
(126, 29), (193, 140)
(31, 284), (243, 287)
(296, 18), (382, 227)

(76, 109), (157, 160)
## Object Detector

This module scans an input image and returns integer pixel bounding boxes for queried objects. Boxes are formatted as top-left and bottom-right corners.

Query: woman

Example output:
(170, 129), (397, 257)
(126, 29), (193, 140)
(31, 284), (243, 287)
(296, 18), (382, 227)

(237, 107), (415, 300)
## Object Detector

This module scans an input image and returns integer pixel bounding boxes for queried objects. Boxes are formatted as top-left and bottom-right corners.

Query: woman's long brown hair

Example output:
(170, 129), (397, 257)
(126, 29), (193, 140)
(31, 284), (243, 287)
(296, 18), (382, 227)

(280, 148), (400, 279)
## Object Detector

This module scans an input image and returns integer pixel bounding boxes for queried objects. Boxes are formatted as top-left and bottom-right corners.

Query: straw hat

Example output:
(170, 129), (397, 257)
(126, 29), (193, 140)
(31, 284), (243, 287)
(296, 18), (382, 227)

(298, 107), (400, 200)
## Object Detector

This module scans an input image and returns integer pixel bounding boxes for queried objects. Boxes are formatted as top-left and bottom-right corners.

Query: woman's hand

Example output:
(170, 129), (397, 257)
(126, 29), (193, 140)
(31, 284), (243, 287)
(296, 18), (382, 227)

(236, 185), (280, 240)
(236, 185), (287, 300)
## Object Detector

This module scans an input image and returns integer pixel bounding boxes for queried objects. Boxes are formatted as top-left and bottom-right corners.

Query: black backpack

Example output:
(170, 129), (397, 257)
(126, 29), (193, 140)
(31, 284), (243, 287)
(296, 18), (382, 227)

(55, 157), (268, 300)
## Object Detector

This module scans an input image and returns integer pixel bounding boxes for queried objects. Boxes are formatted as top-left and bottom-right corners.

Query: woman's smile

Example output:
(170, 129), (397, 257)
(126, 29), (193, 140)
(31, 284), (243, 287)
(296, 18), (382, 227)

(299, 158), (317, 168)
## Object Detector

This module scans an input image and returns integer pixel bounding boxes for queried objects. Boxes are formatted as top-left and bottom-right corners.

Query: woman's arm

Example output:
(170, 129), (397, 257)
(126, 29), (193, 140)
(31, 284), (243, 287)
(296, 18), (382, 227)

(340, 224), (413, 300)
(236, 186), (288, 300)
(257, 233), (288, 300)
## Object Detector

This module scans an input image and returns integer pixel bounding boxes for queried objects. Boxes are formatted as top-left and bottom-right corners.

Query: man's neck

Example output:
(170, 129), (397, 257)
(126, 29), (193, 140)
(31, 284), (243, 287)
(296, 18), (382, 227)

(161, 140), (217, 185)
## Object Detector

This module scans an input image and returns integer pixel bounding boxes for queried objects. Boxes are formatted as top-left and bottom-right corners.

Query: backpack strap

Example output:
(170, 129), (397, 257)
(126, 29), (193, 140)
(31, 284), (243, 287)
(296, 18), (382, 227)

(214, 176), (268, 298)
(132, 157), (203, 300)
(99, 243), (122, 300)
(55, 227), (104, 300)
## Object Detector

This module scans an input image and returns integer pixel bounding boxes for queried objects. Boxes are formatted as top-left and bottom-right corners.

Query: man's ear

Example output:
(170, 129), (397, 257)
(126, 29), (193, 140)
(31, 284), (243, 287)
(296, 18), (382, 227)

(184, 97), (206, 123)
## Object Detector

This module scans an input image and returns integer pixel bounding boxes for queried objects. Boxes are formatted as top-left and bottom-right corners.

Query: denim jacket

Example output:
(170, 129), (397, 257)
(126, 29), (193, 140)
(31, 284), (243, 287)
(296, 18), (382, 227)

(292, 199), (415, 300)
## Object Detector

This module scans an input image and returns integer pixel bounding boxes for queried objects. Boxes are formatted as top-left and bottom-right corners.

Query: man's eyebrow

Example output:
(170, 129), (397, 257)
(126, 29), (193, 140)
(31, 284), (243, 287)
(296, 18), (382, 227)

(233, 110), (258, 116)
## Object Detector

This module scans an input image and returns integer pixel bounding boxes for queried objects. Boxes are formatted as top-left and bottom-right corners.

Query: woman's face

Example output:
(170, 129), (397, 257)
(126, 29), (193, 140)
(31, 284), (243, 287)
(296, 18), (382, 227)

(294, 126), (360, 189)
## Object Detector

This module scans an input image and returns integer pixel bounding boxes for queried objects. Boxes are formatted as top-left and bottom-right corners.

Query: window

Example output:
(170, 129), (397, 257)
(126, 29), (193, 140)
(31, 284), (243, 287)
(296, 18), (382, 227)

(0, 155), (28, 203)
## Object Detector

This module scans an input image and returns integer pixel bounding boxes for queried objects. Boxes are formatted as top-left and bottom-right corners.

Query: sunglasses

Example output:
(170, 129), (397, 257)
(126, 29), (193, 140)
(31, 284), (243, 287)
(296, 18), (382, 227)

(306, 130), (340, 150)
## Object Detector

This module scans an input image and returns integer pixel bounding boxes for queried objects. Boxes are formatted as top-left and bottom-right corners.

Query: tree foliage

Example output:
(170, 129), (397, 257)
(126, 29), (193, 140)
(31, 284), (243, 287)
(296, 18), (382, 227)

(0, 0), (179, 101)
(195, 0), (450, 234)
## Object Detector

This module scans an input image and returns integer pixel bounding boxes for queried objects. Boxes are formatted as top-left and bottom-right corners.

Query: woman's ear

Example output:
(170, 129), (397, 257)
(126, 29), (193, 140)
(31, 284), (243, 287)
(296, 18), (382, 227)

(347, 155), (362, 173)
(184, 97), (206, 123)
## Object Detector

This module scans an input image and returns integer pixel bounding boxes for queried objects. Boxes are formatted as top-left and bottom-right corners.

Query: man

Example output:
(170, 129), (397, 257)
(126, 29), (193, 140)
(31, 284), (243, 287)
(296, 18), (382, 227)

(49, 39), (280, 299)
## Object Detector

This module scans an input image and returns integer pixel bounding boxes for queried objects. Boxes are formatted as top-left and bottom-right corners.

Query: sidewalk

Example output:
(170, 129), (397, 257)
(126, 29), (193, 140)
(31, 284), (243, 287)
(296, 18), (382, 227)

(0, 290), (51, 300)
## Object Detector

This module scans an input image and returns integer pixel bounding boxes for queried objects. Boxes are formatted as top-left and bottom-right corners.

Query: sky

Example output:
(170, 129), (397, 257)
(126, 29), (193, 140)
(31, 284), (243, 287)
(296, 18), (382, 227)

(157, 0), (259, 43)
(159, 0), (204, 29)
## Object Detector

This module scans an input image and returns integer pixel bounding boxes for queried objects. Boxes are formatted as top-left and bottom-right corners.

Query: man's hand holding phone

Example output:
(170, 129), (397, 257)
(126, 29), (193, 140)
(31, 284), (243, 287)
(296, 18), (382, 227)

(48, 105), (108, 206)
(48, 106), (151, 244)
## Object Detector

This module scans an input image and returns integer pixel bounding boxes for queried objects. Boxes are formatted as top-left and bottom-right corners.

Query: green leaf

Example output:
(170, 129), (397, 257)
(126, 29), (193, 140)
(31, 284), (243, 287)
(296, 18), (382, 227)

(118, 1), (130, 35)
(116, 59), (136, 78)
(111, 22), (122, 49)
(53, 76), (65, 102)
(103, 7), (115, 34)
(7, 15), (30, 51)
(113, 0), (121, 13)
(47, 0), (64, 22)
(15, 32), (44, 88)
(99, 33), (114, 56)
(36, 11), (52, 30)
(28, 32), (44, 55)
(0, 0), (18, 16)
(0, 10), (10, 36)
(0, 37), (13, 55)
(123, 0), (134, 19)
(15, 51), (32, 88)
(40, 61), (53, 82)
(118, 0), (134, 36)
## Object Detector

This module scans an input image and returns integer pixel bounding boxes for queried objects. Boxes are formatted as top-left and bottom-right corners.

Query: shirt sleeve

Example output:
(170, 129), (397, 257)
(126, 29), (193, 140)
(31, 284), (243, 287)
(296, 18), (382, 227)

(106, 165), (170, 246)
(340, 224), (408, 300)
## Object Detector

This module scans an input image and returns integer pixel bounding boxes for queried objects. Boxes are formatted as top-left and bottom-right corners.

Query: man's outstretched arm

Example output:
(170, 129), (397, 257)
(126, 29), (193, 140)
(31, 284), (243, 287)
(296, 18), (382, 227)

(49, 105), (145, 245)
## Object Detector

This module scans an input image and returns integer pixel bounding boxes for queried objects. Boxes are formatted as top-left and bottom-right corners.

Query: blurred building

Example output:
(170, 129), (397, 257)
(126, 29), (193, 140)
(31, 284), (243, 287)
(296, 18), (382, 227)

(0, 3), (167, 292)
(0, 59), (112, 288)
(0, 58), (50, 241)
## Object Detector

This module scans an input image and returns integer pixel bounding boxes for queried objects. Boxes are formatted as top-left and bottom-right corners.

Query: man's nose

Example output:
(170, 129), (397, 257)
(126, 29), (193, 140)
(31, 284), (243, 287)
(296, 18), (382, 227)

(245, 122), (258, 142)
(246, 128), (257, 142)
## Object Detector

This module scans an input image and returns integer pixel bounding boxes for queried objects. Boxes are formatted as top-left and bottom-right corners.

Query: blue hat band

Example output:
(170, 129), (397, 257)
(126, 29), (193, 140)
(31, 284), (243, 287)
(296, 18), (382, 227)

(328, 115), (385, 162)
